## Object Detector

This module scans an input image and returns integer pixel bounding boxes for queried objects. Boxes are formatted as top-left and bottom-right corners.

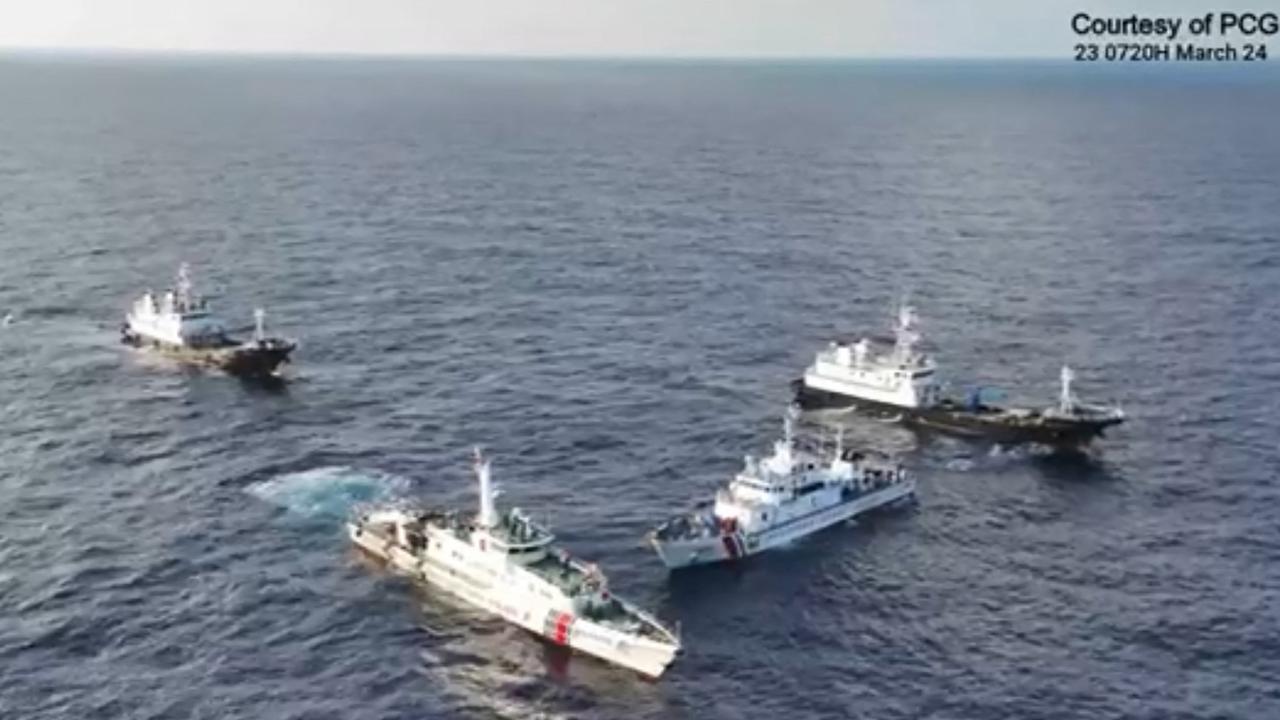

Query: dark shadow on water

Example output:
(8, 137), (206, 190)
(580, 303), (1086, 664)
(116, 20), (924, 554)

(541, 642), (574, 681)
(1028, 447), (1126, 485)
(663, 560), (751, 600)
(661, 535), (843, 610)
(236, 373), (290, 395)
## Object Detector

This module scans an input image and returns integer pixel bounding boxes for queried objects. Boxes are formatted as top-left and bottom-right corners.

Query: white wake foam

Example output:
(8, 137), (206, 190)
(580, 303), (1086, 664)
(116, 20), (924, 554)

(246, 465), (411, 520)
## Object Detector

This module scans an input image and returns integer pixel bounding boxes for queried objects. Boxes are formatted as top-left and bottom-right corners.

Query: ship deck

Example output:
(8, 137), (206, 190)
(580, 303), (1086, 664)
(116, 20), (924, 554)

(525, 550), (671, 641)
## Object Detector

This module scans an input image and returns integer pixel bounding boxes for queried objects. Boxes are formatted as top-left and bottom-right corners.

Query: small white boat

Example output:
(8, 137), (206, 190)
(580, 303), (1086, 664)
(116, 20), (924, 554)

(348, 450), (682, 679)
(121, 263), (295, 378)
(649, 409), (915, 570)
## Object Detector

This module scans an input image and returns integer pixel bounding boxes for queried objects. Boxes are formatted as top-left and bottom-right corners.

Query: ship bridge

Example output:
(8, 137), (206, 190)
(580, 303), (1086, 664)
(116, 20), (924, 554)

(480, 508), (555, 564)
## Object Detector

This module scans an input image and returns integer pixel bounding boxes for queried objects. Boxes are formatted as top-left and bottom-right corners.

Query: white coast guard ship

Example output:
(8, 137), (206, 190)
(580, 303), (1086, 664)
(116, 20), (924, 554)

(121, 264), (295, 377)
(648, 410), (914, 569)
(794, 304), (1124, 446)
(348, 450), (682, 679)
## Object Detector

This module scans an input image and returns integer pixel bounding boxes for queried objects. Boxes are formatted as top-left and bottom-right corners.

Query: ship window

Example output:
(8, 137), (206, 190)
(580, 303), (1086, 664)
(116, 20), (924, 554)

(796, 482), (823, 497)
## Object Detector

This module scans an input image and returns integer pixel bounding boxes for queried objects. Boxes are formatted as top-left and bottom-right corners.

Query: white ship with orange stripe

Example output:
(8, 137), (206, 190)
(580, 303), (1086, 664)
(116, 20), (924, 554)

(649, 410), (914, 569)
(347, 449), (681, 678)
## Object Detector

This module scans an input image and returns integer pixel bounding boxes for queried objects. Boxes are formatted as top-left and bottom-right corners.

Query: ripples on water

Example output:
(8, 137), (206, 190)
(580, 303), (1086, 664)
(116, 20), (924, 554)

(1, 58), (1278, 719)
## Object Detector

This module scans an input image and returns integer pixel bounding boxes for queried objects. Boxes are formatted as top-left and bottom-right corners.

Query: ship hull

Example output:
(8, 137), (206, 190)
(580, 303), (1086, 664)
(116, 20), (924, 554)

(793, 380), (1121, 446)
(348, 522), (679, 678)
(123, 328), (293, 378)
(651, 480), (914, 570)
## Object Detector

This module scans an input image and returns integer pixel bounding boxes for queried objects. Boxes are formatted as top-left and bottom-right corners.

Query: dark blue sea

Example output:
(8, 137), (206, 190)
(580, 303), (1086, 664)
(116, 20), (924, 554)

(1, 56), (1278, 719)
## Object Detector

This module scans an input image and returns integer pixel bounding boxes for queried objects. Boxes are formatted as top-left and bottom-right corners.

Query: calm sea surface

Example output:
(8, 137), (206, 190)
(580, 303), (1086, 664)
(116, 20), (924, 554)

(1, 56), (1278, 719)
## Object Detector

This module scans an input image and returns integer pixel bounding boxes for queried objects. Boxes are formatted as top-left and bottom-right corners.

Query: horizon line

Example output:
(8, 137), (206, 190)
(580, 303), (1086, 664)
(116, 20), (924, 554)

(0, 45), (1064, 62)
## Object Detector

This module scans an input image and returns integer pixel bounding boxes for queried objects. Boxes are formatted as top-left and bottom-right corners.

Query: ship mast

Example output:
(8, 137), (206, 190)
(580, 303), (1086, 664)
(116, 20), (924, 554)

(473, 447), (497, 529)
(893, 303), (920, 364)
(775, 406), (799, 473)
(254, 308), (266, 342)
(1059, 365), (1076, 414)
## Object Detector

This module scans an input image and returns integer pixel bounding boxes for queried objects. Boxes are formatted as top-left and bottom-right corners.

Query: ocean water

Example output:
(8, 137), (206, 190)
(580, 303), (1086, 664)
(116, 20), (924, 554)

(1, 56), (1278, 719)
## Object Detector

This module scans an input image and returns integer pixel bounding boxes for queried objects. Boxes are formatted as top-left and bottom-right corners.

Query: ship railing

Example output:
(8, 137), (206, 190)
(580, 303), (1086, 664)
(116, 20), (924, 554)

(1055, 400), (1125, 421)
(601, 594), (681, 646)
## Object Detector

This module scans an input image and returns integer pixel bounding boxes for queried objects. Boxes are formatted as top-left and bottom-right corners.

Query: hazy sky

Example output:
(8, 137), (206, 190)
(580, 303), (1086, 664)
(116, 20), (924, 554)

(0, 1), (1220, 58)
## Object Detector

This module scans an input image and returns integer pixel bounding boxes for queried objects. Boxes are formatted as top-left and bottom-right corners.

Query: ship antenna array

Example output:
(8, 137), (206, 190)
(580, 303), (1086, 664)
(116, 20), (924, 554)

(176, 263), (193, 307)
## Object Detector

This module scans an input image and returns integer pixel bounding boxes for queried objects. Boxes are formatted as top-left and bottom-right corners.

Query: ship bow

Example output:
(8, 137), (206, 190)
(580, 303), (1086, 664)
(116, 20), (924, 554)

(222, 339), (295, 377)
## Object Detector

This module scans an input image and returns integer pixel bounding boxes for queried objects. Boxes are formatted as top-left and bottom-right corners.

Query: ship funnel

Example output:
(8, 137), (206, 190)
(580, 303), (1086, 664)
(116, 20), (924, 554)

(473, 447), (497, 528)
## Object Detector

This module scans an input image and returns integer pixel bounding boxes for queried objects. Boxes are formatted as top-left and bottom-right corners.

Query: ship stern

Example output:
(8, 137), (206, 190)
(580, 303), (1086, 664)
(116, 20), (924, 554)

(648, 532), (736, 570)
